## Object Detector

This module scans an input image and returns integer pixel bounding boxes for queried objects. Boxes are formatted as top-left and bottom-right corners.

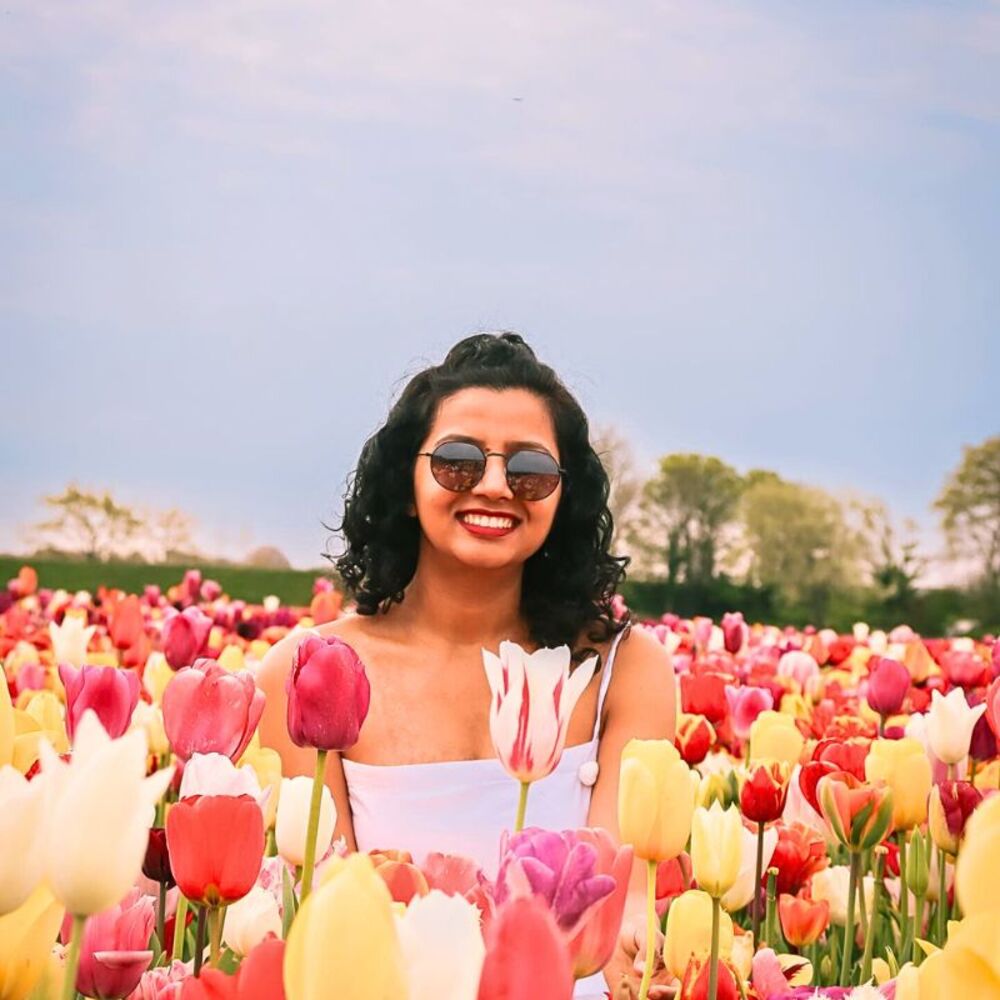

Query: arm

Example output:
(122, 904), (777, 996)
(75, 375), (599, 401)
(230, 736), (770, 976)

(256, 632), (359, 851)
(585, 626), (677, 990)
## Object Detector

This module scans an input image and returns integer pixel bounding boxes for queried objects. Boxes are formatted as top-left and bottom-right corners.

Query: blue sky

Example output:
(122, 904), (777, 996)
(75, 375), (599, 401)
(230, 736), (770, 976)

(2, 1), (997, 573)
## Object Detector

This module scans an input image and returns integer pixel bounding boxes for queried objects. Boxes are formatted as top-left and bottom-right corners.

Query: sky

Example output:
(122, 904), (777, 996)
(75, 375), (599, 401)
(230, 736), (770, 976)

(2, 1), (998, 575)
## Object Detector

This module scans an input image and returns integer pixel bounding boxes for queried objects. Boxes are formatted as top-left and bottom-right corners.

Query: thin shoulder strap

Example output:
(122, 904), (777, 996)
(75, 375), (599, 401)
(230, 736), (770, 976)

(591, 625), (630, 742)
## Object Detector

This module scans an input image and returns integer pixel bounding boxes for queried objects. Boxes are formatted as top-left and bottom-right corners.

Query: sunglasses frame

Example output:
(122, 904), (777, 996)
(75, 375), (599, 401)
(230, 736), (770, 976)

(416, 441), (566, 501)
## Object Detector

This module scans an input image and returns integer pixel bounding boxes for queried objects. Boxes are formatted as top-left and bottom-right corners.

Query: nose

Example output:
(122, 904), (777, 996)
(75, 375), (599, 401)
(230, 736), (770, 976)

(474, 454), (514, 500)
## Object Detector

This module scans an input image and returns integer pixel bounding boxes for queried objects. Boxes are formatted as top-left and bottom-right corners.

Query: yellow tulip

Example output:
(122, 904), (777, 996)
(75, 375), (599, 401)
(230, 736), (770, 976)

(920, 913), (1000, 996)
(142, 653), (173, 705)
(20, 693), (68, 754)
(0, 886), (64, 1000)
(956, 793), (1000, 919)
(217, 644), (246, 673)
(864, 738), (932, 830)
(0, 679), (13, 769)
(663, 889), (734, 979)
(690, 802), (743, 898)
(239, 743), (283, 829)
(749, 711), (805, 767)
(249, 639), (272, 662)
(284, 853), (407, 1000)
(778, 692), (810, 721)
(617, 739), (698, 862)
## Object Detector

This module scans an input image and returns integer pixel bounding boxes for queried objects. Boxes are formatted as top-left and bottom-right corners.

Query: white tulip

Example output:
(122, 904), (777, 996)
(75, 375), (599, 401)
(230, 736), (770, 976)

(179, 752), (263, 800)
(0, 766), (46, 914)
(40, 710), (173, 916)
(868, 630), (888, 655)
(129, 702), (169, 758)
(721, 822), (777, 912)
(275, 776), (335, 868)
(853, 622), (871, 643)
(396, 890), (485, 1000)
(926, 689), (986, 766)
(48, 614), (96, 666)
(811, 865), (875, 926)
(222, 885), (282, 956)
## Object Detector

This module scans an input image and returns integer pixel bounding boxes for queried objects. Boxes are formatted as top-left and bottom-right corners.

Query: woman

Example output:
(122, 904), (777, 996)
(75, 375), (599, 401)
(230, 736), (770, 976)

(258, 333), (676, 998)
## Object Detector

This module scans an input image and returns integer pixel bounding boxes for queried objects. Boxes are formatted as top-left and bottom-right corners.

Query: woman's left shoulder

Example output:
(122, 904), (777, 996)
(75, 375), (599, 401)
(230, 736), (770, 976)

(605, 623), (675, 700)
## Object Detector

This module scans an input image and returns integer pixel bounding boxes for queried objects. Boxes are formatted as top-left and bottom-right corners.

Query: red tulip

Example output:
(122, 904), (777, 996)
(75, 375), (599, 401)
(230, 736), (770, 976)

(162, 659), (264, 761)
(680, 673), (728, 725)
(58, 663), (140, 741)
(109, 595), (145, 651)
(740, 760), (790, 824)
(166, 795), (265, 906)
(865, 656), (910, 717)
(142, 827), (175, 887)
(778, 893), (829, 947)
(675, 713), (716, 765)
(679, 956), (739, 1000)
(371, 857), (430, 904)
(566, 828), (634, 978)
(798, 759), (837, 815)
(769, 822), (828, 895)
(476, 895), (574, 1000)
(813, 738), (870, 782)
(286, 634), (370, 751)
(161, 607), (213, 670)
(62, 889), (154, 999)
(655, 852), (693, 918)
(179, 936), (285, 1000)
(928, 780), (983, 855)
(941, 650), (990, 689)
(985, 677), (1000, 739)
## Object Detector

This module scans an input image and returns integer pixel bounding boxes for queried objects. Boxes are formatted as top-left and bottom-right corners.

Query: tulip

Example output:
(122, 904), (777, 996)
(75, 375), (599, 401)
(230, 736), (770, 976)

(778, 893), (829, 947)
(237, 742), (283, 829)
(142, 827), (174, 887)
(482, 640), (596, 830)
(749, 711), (805, 767)
(49, 612), (96, 666)
(929, 781), (983, 856)
(495, 827), (616, 935)
(160, 607), (213, 670)
(926, 689), (987, 768)
(0, 765), (45, 915)
(984, 676), (1000, 740)
(166, 794), (265, 907)
(162, 660), (264, 762)
(476, 894), (574, 1000)
(221, 886), (281, 957)
(130, 702), (170, 759)
(372, 856), (430, 904)
(697, 770), (740, 811)
(817, 772), (894, 853)
(64, 888), (154, 1000)
(679, 956), (740, 1000)
(865, 656), (910, 724)
(810, 866), (875, 927)
(675, 713), (716, 766)
(0, 885), (65, 1000)
(724, 685), (774, 743)
(109, 595), (145, 652)
(864, 738), (932, 830)
(720, 822), (776, 913)
(680, 672), (729, 725)
(59, 664), (140, 741)
(740, 760), (790, 825)
(968, 710), (996, 766)
(769, 821), (828, 896)
(143, 654), (174, 705)
(129, 959), (190, 1000)
(179, 752), (264, 801)
(396, 890), (485, 1000)
(690, 802), (742, 899)
(777, 650), (819, 690)
(275, 776), (335, 872)
(721, 612), (747, 655)
(663, 889), (734, 980)
(814, 736), (871, 781)
(284, 853), (408, 1000)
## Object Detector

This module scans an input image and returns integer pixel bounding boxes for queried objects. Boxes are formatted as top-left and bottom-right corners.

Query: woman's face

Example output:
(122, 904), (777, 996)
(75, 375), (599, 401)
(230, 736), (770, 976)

(412, 387), (562, 571)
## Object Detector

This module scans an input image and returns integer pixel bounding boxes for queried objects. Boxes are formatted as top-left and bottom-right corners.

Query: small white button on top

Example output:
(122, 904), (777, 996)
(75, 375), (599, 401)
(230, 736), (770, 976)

(578, 760), (599, 786)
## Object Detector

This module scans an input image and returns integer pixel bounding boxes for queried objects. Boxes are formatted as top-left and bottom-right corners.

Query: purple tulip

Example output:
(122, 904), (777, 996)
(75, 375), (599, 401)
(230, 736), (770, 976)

(495, 828), (616, 935)
(865, 656), (911, 718)
(58, 664), (140, 741)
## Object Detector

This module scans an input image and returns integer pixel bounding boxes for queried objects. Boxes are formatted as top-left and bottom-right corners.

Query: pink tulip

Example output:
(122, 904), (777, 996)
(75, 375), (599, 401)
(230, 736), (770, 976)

(162, 659), (264, 761)
(777, 650), (819, 689)
(721, 612), (748, 655)
(724, 684), (774, 741)
(160, 607), (213, 670)
(986, 677), (1000, 739)
(127, 961), (189, 1000)
(285, 634), (370, 751)
(865, 656), (911, 718)
(495, 827), (616, 937)
(62, 889), (155, 999)
(476, 895), (574, 1000)
(942, 650), (990, 689)
(59, 664), (141, 741)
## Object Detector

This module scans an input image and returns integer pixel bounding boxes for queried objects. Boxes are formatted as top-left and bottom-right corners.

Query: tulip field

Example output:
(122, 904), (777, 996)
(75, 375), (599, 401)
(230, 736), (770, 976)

(3, 564), (1000, 1000)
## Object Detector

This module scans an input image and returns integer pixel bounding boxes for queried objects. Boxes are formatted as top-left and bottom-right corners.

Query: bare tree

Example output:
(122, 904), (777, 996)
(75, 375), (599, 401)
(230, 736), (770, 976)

(591, 424), (644, 547)
(30, 485), (143, 561)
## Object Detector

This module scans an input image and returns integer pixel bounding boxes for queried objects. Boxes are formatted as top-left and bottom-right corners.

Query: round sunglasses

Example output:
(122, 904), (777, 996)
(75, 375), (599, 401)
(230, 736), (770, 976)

(416, 441), (565, 501)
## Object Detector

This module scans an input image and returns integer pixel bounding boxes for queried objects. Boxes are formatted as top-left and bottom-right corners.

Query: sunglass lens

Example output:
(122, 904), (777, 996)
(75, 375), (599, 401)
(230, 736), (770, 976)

(429, 442), (485, 492)
(506, 450), (562, 500)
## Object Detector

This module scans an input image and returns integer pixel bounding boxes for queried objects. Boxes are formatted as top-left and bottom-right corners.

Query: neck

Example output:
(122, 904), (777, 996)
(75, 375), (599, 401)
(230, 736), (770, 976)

(398, 542), (528, 648)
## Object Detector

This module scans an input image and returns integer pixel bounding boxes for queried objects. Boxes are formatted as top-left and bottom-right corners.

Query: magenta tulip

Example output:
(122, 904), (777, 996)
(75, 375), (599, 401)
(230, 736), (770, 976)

(62, 889), (154, 999)
(59, 664), (140, 741)
(721, 612), (747, 655)
(286, 634), (370, 751)
(160, 607), (213, 670)
(162, 659), (264, 761)
(724, 684), (774, 741)
(865, 656), (910, 717)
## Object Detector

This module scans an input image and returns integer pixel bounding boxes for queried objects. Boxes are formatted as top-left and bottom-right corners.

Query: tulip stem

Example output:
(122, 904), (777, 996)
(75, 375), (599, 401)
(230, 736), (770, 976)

(637, 859), (657, 1000)
(912, 894), (925, 966)
(752, 823), (765, 947)
(514, 781), (530, 833)
(60, 914), (86, 1000)
(897, 833), (909, 959)
(157, 882), (167, 958)
(209, 906), (223, 967)
(765, 868), (779, 952)
(936, 848), (948, 945)
(839, 852), (860, 986)
(860, 851), (883, 985)
(300, 748), (328, 905)
(194, 906), (207, 976)
(172, 895), (189, 962)
(708, 894), (721, 1000)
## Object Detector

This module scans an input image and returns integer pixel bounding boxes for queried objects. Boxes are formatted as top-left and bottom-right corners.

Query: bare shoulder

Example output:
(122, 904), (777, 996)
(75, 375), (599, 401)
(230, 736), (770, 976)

(604, 625), (675, 728)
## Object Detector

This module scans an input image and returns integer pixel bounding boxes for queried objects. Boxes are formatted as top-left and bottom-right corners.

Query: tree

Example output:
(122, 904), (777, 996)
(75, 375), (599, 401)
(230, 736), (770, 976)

(934, 435), (1000, 589)
(591, 424), (643, 548)
(855, 500), (924, 615)
(741, 476), (865, 621)
(31, 485), (143, 561)
(246, 546), (292, 570)
(628, 454), (744, 585)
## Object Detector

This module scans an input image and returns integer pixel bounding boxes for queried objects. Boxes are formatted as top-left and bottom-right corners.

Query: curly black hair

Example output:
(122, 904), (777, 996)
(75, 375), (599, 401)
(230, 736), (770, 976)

(329, 333), (629, 657)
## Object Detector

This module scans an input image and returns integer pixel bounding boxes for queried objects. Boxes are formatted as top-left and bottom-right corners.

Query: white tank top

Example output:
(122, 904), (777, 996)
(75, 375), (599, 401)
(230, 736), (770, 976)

(341, 627), (628, 1000)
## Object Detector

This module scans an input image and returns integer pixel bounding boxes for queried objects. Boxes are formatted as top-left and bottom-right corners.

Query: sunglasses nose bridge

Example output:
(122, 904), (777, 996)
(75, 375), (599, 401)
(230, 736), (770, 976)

(474, 452), (515, 499)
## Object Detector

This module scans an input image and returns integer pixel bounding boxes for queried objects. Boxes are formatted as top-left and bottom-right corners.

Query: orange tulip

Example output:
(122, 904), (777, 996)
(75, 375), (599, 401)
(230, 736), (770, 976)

(778, 893), (830, 947)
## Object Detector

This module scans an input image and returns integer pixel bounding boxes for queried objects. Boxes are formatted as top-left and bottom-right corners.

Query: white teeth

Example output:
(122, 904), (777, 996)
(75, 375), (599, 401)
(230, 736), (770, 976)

(460, 513), (515, 530)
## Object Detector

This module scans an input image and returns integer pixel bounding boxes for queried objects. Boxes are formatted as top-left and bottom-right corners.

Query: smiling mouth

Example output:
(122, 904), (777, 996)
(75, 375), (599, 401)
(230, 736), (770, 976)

(457, 512), (519, 530)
